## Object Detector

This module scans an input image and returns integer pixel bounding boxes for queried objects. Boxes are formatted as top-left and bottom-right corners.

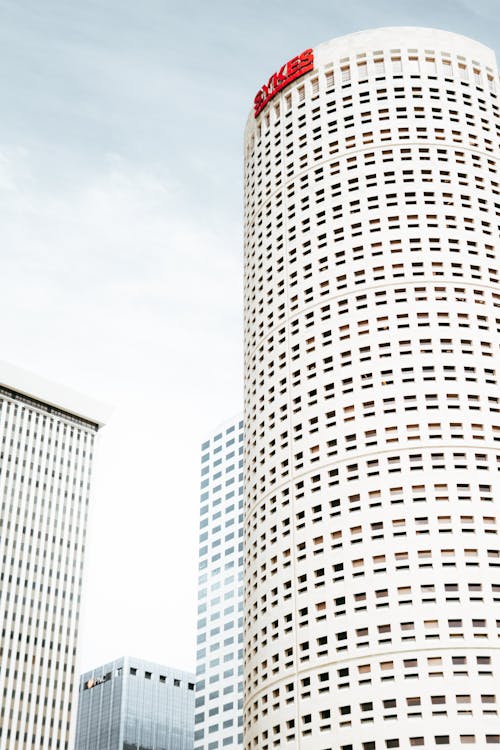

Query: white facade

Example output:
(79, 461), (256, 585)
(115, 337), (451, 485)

(244, 28), (500, 750)
(0, 361), (107, 749)
(195, 415), (244, 750)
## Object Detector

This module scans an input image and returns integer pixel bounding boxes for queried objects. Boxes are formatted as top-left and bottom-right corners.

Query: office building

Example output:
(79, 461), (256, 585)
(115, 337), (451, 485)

(0, 360), (107, 749)
(194, 415), (244, 750)
(244, 27), (500, 749)
(75, 656), (195, 750)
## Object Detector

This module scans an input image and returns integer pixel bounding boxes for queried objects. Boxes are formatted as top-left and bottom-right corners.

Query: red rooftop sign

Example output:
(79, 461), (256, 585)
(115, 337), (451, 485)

(254, 49), (314, 118)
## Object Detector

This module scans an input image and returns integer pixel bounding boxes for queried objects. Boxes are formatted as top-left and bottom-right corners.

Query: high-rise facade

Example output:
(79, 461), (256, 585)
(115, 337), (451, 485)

(194, 415), (244, 750)
(244, 27), (500, 750)
(75, 656), (195, 750)
(0, 360), (107, 749)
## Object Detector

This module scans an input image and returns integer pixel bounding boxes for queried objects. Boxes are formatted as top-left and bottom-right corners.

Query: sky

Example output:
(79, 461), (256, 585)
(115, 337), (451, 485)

(0, 0), (499, 674)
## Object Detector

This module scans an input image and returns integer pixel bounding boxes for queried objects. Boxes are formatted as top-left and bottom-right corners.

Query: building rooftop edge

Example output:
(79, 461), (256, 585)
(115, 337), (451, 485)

(245, 25), (495, 127)
(80, 655), (195, 677)
(314, 25), (493, 52)
(201, 411), (243, 444)
(0, 359), (111, 428)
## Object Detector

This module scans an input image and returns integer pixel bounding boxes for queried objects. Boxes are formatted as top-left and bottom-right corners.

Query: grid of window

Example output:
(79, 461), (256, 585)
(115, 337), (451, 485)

(243, 27), (500, 750)
(75, 657), (194, 750)
(195, 416), (245, 750)
(0, 370), (103, 749)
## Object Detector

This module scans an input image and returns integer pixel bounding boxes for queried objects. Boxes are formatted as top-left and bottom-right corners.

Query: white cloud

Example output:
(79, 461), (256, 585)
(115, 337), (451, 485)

(0, 147), (242, 671)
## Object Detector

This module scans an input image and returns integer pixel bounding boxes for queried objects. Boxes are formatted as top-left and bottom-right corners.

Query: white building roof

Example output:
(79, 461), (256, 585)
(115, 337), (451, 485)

(0, 360), (110, 427)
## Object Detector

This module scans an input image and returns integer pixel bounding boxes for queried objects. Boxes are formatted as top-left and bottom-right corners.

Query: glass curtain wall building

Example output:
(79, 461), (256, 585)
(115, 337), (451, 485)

(244, 27), (500, 750)
(75, 656), (195, 750)
(194, 415), (244, 750)
(0, 360), (107, 750)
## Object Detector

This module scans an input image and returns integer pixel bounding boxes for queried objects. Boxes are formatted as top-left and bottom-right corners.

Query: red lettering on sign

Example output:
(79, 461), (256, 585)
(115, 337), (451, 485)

(299, 49), (314, 69)
(253, 49), (314, 117)
(286, 56), (301, 77)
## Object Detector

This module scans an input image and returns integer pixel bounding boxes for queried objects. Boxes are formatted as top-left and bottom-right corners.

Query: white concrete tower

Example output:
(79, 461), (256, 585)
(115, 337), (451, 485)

(0, 361), (107, 750)
(244, 28), (500, 750)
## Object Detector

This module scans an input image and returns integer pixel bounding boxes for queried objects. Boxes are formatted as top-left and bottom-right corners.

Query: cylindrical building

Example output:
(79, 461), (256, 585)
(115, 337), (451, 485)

(244, 28), (500, 750)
